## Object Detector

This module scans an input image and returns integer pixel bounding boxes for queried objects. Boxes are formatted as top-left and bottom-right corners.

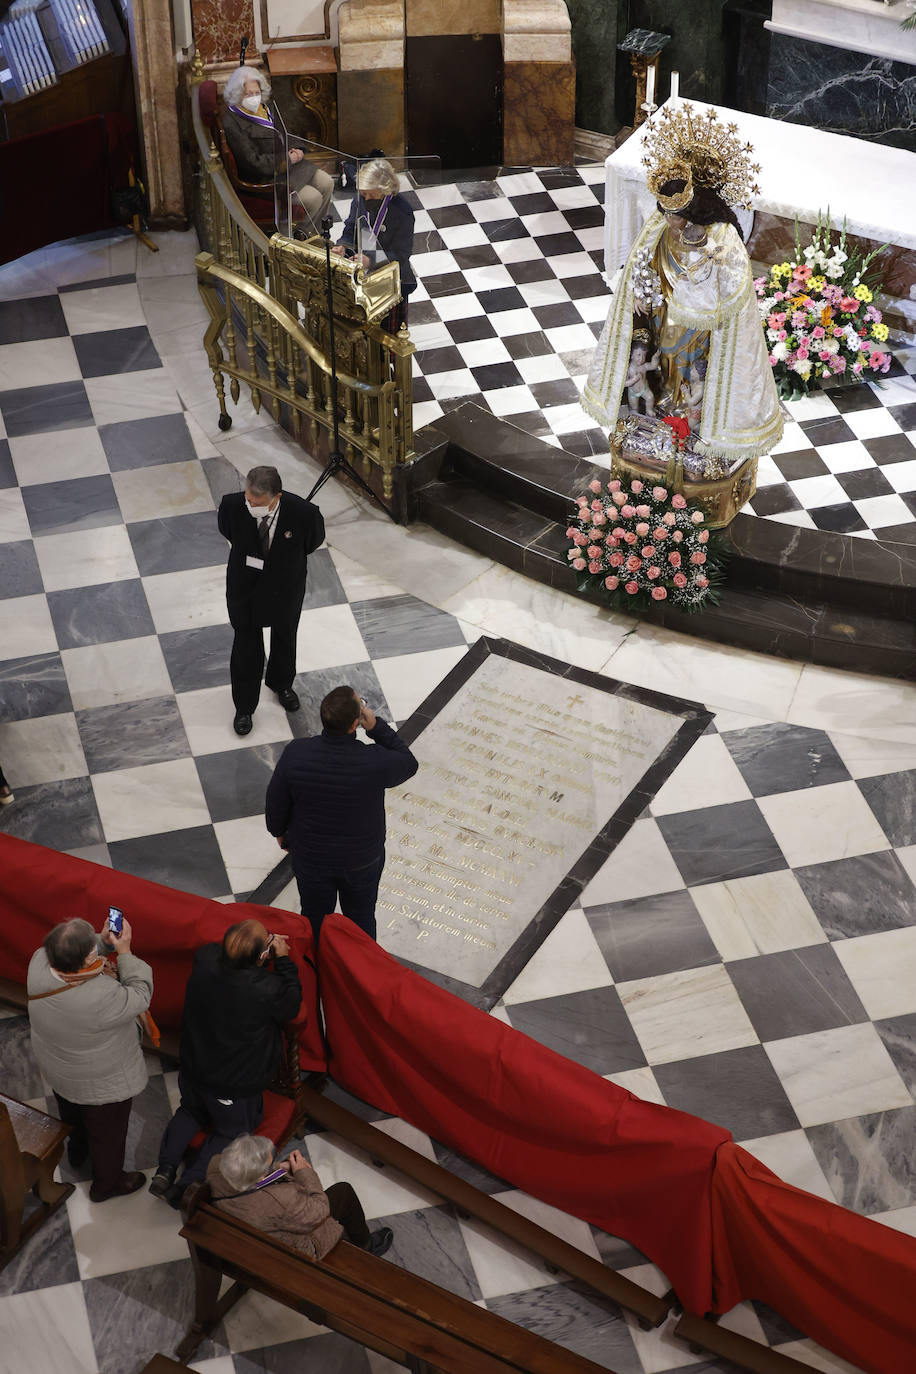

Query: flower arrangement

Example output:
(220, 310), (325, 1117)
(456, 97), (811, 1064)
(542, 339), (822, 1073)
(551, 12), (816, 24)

(566, 476), (725, 613)
(754, 213), (890, 400)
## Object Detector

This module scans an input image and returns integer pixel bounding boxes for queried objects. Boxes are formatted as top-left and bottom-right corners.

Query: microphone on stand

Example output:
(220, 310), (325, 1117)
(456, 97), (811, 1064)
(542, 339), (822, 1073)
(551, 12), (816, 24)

(239, 36), (248, 66)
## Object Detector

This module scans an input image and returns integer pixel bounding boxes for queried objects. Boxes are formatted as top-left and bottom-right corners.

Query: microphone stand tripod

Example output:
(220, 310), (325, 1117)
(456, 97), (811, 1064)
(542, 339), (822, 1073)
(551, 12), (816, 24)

(306, 217), (393, 519)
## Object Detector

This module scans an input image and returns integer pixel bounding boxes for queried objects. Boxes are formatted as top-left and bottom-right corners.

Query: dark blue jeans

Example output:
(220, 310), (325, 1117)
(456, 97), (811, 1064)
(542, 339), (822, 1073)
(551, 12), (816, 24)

(295, 850), (385, 943)
(158, 1070), (263, 1192)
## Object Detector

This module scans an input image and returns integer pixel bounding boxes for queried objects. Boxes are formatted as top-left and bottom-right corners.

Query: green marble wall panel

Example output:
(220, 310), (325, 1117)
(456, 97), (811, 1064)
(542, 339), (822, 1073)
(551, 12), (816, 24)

(564, 0), (626, 135)
(621, 0), (728, 122)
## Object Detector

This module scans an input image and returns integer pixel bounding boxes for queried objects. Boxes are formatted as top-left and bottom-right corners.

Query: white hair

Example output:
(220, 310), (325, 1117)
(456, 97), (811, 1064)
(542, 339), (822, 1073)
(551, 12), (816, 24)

(219, 1134), (274, 1190)
(224, 65), (271, 109)
(357, 158), (400, 196)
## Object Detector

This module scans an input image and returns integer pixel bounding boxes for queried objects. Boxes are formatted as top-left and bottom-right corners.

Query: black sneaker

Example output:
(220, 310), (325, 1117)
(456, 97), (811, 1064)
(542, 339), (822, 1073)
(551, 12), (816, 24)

(149, 1164), (177, 1198)
(367, 1226), (393, 1257)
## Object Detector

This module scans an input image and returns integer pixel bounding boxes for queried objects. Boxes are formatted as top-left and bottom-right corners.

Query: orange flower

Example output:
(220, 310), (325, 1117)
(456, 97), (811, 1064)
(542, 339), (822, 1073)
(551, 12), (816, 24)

(820, 305), (833, 328)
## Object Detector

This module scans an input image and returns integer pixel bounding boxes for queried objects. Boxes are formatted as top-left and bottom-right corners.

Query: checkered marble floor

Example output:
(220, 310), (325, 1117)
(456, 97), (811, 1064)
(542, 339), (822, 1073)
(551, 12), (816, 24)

(1, 225), (916, 1374)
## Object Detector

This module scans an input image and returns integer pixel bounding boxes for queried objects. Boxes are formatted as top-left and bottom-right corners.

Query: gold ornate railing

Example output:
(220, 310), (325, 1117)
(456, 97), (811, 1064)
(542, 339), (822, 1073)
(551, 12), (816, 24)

(188, 62), (415, 501)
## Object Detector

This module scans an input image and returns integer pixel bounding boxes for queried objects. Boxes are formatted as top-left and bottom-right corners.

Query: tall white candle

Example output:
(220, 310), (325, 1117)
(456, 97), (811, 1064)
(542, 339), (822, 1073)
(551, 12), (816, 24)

(645, 62), (656, 108)
(670, 70), (679, 101)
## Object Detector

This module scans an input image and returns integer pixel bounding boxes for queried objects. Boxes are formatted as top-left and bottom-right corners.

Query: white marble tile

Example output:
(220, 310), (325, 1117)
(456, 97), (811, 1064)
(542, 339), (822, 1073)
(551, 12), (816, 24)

(189, 1356), (240, 1374)
(0, 593), (56, 660)
(61, 635), (172, 710)
(604, 622), (802, 721)
(833, 927), (916, 1021)
(294, 602), (369, 672)
(787, 664), (916, 745)
(759, 778), (892, 867)
(690, 869), (827, 961)
(737, 1129), (836, 1203)
(0, 714), (87, 785)
(270, 876), (302, 913)
(221, 1288), (327, 1354)
(458, 1213), (559, 1299)
(491, 1188), (603, 1263)
(0, 488), (31, 547)
(605, 1065), (667, 1106)
(84, 369), (183, 427)
(187, 387), (283, 443)
(0, 336), (81, 390)
(329, 519), (491, 609)
(580, 818), (686, 906)
(328, 545), (406, 601)
(0, 1281), (97, 1374)
(177, 686), (293, 757)
(92, 756), (211, 841)
(649, 733), (753, 817)
(142, 565), (228, 635)
(897, 844), (916, 890)
(373, 1116), (439, 1162)
(0, 253), (58, 303)
(867, 1204), (916, 1238)
(34, 524), (139, 590)
(60, 281), (147, 335)
(371, 644), (470, 722)
(214, 817), (284, 894)
(42, 233), (129, 287)
(112, 458), (215, 523)
(137, 228), (202, 278)
(772, 1338), (872, 1373)
(68, 1173), (187, 1277)
(841, 406), (903, 440)
(621, 1264), (701, 1373)
(305, 1131), (442, 1217)
(826, 730), (916, 780)
(503, 907), (614, 1005)
(182, 409), (222, 461)
(10, 425), (110, 486)
(158, 343), (225, 413)
(618, 965), (758, 1066)
(764, 1023), (913, 1128)
(442, 564), (628, 673)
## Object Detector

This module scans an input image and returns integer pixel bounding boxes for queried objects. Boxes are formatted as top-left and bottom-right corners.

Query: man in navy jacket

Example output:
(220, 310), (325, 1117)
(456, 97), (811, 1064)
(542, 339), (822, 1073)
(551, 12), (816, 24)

(218, 465), (325, 736)
(265, 685), (418, 941)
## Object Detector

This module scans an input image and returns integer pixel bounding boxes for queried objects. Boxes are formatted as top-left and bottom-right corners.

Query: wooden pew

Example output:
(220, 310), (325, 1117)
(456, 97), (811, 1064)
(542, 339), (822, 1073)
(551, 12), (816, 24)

(177, 1189), (624, 1373)
(0, 1093), (73, 1270)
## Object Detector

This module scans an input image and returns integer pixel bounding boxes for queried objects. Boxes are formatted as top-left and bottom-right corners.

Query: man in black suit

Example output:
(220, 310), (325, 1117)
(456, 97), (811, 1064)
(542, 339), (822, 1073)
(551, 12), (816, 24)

(218, 466), (325, 736)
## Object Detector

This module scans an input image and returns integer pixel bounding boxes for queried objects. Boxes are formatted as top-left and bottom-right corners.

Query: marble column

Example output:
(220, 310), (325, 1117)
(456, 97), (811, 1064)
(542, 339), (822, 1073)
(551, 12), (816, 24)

(337, 0), (406, 156)
(563, 0), (625, 136)
(126, 0), (186, 227)
(503, 0), (576, 166)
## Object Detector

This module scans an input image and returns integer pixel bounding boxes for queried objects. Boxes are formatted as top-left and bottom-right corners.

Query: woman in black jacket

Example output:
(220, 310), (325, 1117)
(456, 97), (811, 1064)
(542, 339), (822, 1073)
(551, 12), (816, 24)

(333, 157), (416, 332)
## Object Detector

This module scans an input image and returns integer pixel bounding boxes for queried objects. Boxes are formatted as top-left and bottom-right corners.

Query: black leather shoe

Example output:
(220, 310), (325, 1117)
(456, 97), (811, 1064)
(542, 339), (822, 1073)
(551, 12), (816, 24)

(277, 688), (300, 712)
(89, 1170), (145, 1203)
(149, 1164), (177, 1198)
(233, 711), (253, 736)
(367, 1226), (393, 1257)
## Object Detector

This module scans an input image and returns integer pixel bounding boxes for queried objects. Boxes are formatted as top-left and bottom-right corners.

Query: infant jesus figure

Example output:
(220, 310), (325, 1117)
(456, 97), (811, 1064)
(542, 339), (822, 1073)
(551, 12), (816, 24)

(625, 332), (660, 417)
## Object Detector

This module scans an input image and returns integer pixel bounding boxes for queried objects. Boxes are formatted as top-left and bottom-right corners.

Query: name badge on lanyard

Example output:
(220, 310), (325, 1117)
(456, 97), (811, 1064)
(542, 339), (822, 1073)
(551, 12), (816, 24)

(246, 555), (265, 570)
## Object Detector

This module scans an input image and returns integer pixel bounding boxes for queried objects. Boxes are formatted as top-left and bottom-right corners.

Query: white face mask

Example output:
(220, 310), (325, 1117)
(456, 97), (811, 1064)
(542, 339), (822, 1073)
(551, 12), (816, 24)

(241, 93), (262, 113)
(245, 499), (275, 519)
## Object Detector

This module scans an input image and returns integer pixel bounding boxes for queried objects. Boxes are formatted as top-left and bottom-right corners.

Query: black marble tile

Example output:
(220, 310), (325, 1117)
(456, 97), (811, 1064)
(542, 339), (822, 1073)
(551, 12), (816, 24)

(0, 437), (14, 488)
(505, 259), (558, 285)
(806, 1104), (916, 1215)
(195, 739), (288, 823)
(452, 244), (503, 271)
(538, 170), (583, 189)
(532, 302), (585, 331)
(589, 1227), (651, 1273)
(72, 325), (161, 378)
(412, 375), (435, 403)
(557, 346), (596, 376)
(729, 945), (868, 1041)
(457, 179), (505, 202)
(417, 343), (467, 375)
(431, 1139), (511, 1195)
(0, 775), (102, 848)
(0, 380), (93, 437)
(413, 229), (447, 255)
(503, 331), (553, 360)
(857, 768), (916, 848)
(809, 502), (868, 535)
(107, 825), (231, 899)
(721, 723), (850, 796)
(422, 271), (473, 300)
(487, 1280), (642, 1374)
(350, 593), (465, 659)
(0, 652), (72, 722)
(200, 454), (244, 506)
(889, 400), (916, 432)
(531, 231), (584, 258)
(406, 299), (441, 327)
(747, 483), (801, 517)
(504, 410), (554, 439)
(302, 546), (347, 609)
(657, 800), (787, 886)
(836, 467), (894, 501)
(505, 986), (646, 1076)
(585, 890), (720, 982)
(159, 622), (235, 692)
(874, 1013), (916, 1097)
(562, 206), (605, 232)
(751, 1301), (805, 1347)
(772, 449), (827, 482)
(799, 416), (855, 447)
(0, 1015), (45, 1100)
(509, 192), (557, 216)
(445, 316), (498, 345)
(22, 472), (121, 537)
(83, 1258), (228, 1374)
(125, 1072), (174, 1172)
(127, 510), (226, 576)
(559, 430), (612, 460)
(375, 1204), (481, 1300)
(76, 696), (190, 773)
(476, 285), (527, 315)
(530, 377), (582, 407)
(0, 1202), (79, 1297)
(794, 851), (916, 940)
(0, 295), (67, 345)
(234, 1330), (370, 1374)
(471, 361), (525, 391)
(863, 433), (916, 467)
(427, 203), (477, 228)
(0, 539), (43, 599)
(564, 274), (609, 301)
(655, 1045), (800, 1140)
(47, 578), (155, 648)
(98, 412), (198, 470)
(828, 383), (882, 414)
(289, 662), (390, 740)
(483, 217), (533, 243)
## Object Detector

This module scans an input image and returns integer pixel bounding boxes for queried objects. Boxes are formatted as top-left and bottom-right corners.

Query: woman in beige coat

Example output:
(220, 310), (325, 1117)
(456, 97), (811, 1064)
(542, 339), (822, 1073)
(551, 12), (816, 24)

(27, 916), (153, 1202)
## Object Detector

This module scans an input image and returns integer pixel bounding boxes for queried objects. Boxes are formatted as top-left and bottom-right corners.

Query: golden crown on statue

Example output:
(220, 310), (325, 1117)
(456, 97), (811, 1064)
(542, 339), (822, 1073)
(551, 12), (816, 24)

(641, 102), (761, 211)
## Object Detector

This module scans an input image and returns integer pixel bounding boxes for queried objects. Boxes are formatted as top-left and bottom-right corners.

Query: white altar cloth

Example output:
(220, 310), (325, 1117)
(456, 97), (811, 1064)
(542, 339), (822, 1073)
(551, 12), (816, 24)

(604, 99), (916, 275)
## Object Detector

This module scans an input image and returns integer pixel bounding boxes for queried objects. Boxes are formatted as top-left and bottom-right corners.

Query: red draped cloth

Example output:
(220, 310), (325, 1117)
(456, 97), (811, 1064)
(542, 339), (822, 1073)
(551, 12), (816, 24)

(2, 834), (915, 1372)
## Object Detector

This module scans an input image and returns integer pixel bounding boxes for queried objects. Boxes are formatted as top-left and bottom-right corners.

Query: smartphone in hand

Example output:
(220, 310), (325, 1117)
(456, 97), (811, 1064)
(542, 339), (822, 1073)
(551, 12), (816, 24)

(107, 905), (124, 938)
